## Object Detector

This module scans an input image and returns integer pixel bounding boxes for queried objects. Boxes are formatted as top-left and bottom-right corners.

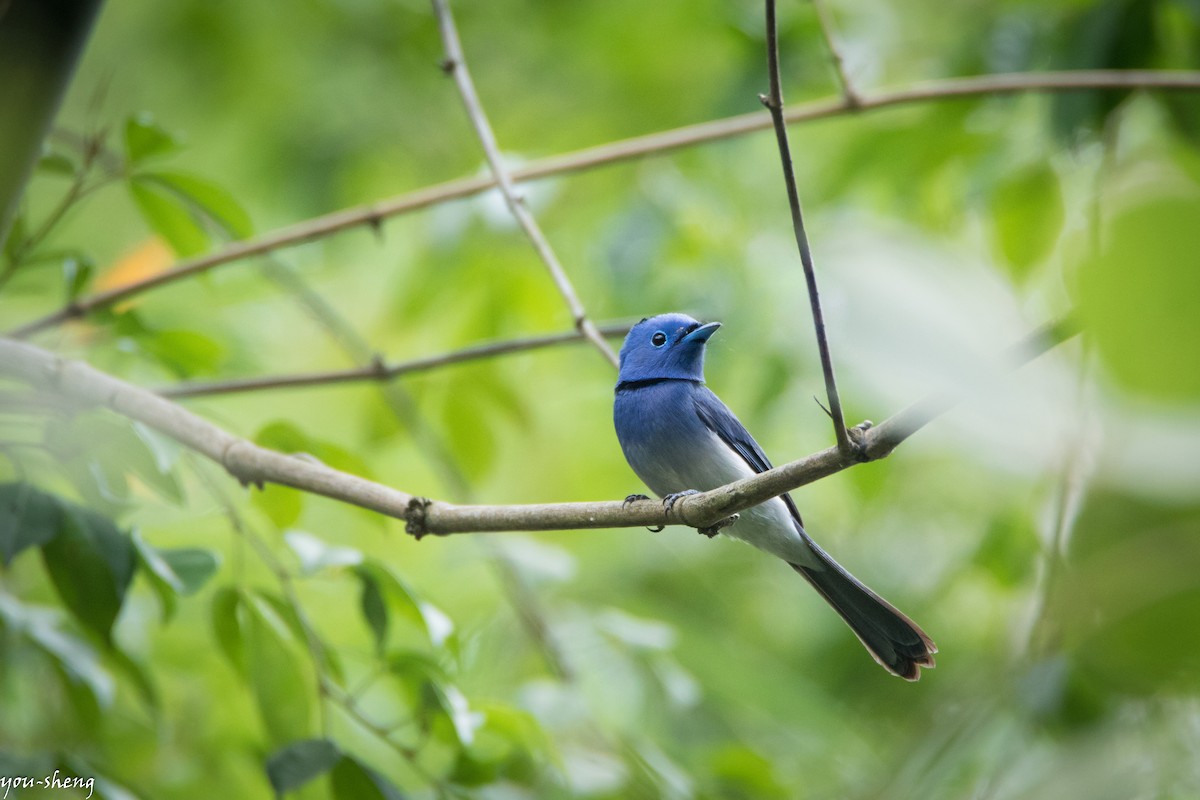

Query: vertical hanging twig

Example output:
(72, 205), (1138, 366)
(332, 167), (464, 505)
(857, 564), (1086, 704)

(430, 0), (619, 369)
(760, 0), (856, 456)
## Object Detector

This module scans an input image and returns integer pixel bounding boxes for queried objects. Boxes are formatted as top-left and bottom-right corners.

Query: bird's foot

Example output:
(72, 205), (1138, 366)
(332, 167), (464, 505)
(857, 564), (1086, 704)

(697, 513), (739, 538)
(623, 493), (664, 532)
(662, 489), (700, 515)
(623, 493), (651, 508)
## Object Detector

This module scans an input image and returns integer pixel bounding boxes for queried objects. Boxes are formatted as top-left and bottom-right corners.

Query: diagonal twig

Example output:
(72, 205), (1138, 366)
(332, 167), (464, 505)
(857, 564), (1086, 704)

(761, 0), (854, 457)
(0, 315), (1077, 536)
(429, 0), (618, 369)
(810, 0), (861, 107)
(7, 69), (1200, 340)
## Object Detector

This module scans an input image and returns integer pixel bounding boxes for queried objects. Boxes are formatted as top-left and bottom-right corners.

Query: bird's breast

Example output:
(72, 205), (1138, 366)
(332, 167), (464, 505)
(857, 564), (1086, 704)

(614, 381), (813, 564)
(614, 382), (755, 497)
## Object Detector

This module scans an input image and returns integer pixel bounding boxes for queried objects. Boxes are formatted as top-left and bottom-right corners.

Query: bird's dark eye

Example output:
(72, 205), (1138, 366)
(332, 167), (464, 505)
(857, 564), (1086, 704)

(651, 331), (667, 347)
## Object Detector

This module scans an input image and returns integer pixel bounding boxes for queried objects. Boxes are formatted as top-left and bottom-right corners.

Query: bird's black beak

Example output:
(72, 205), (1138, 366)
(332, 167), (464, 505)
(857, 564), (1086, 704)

(682, 321), (721, 344)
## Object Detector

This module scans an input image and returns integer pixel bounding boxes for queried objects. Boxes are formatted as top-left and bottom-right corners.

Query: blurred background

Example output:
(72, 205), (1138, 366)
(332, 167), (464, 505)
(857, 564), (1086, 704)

(3, 0), (1200, 797)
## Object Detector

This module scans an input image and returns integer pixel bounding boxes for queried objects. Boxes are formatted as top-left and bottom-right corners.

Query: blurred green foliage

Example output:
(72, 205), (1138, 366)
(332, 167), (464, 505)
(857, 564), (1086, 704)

(3, 0), (1200, 798)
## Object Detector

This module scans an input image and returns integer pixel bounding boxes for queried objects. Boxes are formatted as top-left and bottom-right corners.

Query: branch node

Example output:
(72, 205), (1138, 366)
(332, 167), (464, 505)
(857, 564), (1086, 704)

(698, 513), (739, 538)
(221, 440), (261, 489)
(439, 57), (458, 75)
(404, 496), (434, 539)
(42, 356), (66, 388)
(758, 92), (776, 110)
(847, 420), (873, 462)
(369, 353), (389, 380)
(367, 214), (384, 242)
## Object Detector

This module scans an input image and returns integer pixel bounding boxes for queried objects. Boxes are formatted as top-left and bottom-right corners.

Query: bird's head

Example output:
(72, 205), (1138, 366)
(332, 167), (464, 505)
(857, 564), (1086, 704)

(617, 312), (721, 384)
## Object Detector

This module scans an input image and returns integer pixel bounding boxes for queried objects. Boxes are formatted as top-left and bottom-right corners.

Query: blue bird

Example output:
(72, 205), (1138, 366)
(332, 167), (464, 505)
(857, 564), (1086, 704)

(614, 313), (936, 680)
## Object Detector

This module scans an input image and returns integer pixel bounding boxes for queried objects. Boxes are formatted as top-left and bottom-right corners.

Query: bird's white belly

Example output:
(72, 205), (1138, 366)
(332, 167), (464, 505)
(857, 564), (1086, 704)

(631, 427), (814, 566)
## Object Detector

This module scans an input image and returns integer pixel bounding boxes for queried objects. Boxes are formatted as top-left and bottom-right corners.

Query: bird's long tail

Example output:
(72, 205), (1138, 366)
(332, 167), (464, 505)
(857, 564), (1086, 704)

(790, 535), (937, 681)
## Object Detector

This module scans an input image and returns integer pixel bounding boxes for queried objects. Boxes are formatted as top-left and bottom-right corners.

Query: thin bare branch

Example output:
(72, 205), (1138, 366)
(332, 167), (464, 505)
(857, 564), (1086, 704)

(158, 322), (632, 399)
(762, 0), (853, 456)
(9, 69), (1197, 339)
(430, 0), (618, 369)
(811, 0), (861, 107)
(0, 316), (1076, 537)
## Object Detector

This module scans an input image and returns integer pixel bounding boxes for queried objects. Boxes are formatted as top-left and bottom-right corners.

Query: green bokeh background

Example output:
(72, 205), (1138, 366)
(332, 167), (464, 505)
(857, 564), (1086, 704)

(3, 0), (1200, 798)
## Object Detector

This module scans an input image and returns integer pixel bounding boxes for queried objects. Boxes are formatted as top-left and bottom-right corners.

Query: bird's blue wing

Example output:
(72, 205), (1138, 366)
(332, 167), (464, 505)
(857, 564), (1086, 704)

(692, 387), (804, 525)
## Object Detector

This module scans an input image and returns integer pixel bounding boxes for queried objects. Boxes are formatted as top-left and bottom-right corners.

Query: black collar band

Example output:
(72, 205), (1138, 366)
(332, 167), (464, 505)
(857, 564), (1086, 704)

(615, 377), (702, 392)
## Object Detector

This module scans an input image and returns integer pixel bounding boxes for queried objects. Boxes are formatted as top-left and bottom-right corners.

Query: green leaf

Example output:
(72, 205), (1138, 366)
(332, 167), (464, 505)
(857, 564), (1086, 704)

(129, 177), (210, 257)
(355, 561), (454, 654)
(109, 311), (226, 379)
(211, 586), (246, 676)
(243, 593), (313, 744)
(252, 422), (308, 528)
(0, 593), (114, 708)
(256, 420), (313, 453)
(254, 591), (345, 684)
(450, 704), (548, 787)
(142, 171), (254, 239)
(123, 113), (181, 164)
(266, 738), (342, 795)
(251, 421), (376, 530)
(160, 548), (220, 594)
(40, 504), (135, 645)
(37, 151), (77, 177)
(135, 532), (221, 622)
(382, 651), (475, 761)
(1076, 191), (1200, 403)
(424, 680), (479, 747)
(285, 530), (362, 576)
(3, 210), (26, 260)
(138, 328), (226, 378)
(134, 530), (182, 622)
(256, 420), (374, 479)
(330, 757), (408, 800)
(62, 253), (94, 302)
(254, 483), (304, 529)
(990, 162), (1064, 280)
(108, 644), (160, 713)
(359, 567), (389, 656)
(0, 481), (63, 566)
